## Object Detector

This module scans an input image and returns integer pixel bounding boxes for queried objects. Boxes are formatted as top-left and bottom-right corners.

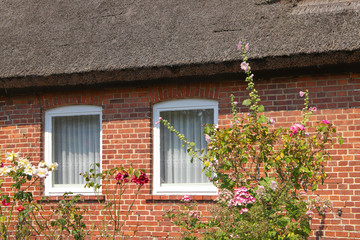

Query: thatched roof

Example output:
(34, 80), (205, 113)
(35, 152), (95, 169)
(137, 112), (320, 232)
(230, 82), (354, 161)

(1, 0), (360, 84)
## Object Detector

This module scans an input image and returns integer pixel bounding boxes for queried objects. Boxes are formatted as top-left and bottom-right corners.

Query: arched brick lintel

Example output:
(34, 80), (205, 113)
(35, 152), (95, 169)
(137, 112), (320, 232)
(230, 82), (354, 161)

(40, 89), (103, 111)
(149, 81), (220, 104)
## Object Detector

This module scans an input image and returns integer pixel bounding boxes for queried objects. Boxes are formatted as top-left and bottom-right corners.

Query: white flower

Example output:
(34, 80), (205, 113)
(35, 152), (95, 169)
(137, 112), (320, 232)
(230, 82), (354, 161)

(6, 151), (19, 161)
(0, 166), (12, 176)
(38, 162), (48, 168)
(18, 157), (30, 168)
(24, 166), (36, 176)
(48, 163), (58, 171)
(35, 168), (49, 178)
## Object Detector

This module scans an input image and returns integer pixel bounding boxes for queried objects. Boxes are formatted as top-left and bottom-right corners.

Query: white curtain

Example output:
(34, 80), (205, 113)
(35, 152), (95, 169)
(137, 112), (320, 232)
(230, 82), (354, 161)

(52, 115), (100, 185)
(160, 109), (213, 184)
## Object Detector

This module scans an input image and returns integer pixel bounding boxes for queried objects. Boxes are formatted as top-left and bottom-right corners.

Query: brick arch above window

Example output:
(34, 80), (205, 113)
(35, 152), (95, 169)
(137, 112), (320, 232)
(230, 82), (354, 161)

(148, 81), (220, 104)
(39, 89), (103, 111)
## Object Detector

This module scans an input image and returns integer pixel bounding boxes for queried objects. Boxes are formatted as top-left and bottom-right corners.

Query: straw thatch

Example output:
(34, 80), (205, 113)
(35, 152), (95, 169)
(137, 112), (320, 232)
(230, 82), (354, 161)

(1, 0), (359, 84)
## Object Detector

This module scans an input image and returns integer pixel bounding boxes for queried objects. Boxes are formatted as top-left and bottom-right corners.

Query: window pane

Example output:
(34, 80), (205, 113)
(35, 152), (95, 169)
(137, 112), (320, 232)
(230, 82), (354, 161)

(52, 115), (100, 185)
(160, 109), (213, 184)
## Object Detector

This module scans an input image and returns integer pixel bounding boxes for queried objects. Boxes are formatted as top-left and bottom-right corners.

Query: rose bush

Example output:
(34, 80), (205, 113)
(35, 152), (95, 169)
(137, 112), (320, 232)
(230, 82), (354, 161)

(0, 152), (148, 239)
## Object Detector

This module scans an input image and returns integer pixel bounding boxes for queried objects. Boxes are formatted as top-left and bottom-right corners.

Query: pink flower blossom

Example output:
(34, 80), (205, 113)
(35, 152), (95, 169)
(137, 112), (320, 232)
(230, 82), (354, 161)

(189, 211), (200, 219)
(289, 130), (297, 137)
(270, 181), (277, 191)
(294, 124), (305, 131)
(205, 134), (211, 143)
(155, 117), (162, 125)
(245, 43), (249, 51)
(290, 123), (305, 136)
(256, 185), (265, 196)
(181, 195), (192, 202)
(0, 162), (3, 168)
(306, 210), (314, 216)
(299, 91), (305, 97)
(2, 199), (10, 206)
(17, 206), (25, 212)
(229, 187), (256, 207)
(237, 41), (242, 51)
(269, 117), (275, 126)
(241, 62), (250, 72)
(115, 172), (129, 183)
(322, 119), (330, 124)
(240, 208), (248, 214)
(312, 107), (317, 112)
(131, 172), (149, 186)
(233, 101), (238, 105)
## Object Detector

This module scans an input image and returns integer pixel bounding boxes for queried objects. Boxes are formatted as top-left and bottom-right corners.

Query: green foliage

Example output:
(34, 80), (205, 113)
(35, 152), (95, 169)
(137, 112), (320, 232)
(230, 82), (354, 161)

(162, 41), (341, 239)
(1, 153), (148, 239)
(82, 164), (147, 239)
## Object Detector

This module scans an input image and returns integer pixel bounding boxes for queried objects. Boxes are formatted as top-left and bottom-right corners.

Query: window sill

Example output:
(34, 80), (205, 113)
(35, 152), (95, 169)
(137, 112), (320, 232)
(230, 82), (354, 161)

(35, 195), (105, 203)
(145, 195), (217, 203)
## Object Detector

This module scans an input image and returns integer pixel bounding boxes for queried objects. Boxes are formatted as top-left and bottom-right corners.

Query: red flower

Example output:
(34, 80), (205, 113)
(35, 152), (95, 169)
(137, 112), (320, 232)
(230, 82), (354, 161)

(115, 172), (129, 183)
(1, 199), (10, 206)
(131, 172), (149, 186)
(17, 206), (25, 212)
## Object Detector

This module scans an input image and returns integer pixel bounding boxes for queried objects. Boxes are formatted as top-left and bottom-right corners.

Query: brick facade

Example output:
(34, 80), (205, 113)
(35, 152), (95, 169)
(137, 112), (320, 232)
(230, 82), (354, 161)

(1, 72), (360, 239)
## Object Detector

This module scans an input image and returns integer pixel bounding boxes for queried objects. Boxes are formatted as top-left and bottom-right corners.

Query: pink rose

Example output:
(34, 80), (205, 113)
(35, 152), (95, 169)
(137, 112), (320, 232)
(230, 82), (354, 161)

(322, 120), (330, 124)
(299, 91), (305, 97)
(181, 195), (192, 202)
(2, 199), (10, 206)
(131, 172), (149, 186)
(17, 206), (25, 212)
(115, 172), (129, 183)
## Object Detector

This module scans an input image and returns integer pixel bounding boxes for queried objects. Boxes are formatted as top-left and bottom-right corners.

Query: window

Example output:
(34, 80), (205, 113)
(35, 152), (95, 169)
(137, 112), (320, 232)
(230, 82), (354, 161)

(153, 99), (218, 195)
(44, 105), (102, 195)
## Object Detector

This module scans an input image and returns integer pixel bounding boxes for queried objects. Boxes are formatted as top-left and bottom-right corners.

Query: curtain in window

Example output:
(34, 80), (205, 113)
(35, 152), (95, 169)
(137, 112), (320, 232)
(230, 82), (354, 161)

(52, 115), (100, 185)
(160, 109), (213, 184)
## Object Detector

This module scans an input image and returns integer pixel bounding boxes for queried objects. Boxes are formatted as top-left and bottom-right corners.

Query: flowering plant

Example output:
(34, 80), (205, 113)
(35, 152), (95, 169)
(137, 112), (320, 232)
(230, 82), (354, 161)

(82, 164), (149, 239)
(0, 152), (58, 239)
(163, 41), (342, 239)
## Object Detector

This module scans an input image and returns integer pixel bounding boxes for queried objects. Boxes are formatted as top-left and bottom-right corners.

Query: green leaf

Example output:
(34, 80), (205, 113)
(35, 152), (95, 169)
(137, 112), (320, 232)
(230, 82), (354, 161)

(258, 105), (265, 112)
(312, 184), (318, 191)
(258, 115), (267, 123)
(58, 219), (67, 226)
(242, 99), (251, 106)
(277, 217), (290, 227)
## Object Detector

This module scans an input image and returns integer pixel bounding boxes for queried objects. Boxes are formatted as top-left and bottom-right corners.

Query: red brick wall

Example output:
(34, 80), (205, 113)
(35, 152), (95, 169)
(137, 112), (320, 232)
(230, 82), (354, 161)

(0, 72), (359, 239)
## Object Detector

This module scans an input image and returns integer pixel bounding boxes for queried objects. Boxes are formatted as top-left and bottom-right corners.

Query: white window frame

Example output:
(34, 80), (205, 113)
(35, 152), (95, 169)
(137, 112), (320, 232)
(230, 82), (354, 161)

(44, 105), (102, 196)
(153, 99), (218, 195)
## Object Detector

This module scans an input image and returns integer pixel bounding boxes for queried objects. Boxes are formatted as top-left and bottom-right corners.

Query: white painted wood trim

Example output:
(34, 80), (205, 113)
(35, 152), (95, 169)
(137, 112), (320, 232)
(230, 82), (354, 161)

(153, 99), (218, 195)
(44, 105), (102, 196)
